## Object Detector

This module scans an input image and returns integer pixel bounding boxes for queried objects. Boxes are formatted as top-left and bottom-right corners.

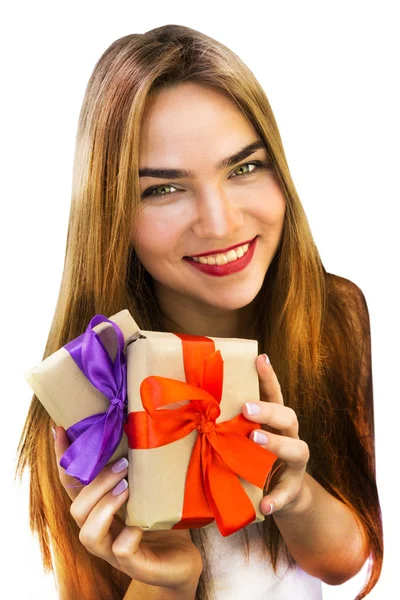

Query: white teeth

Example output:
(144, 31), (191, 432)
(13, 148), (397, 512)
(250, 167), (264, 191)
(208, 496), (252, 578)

(191, 242), (251, 265)
(216, 254), (228, 265)
(225, 249), (238, 263)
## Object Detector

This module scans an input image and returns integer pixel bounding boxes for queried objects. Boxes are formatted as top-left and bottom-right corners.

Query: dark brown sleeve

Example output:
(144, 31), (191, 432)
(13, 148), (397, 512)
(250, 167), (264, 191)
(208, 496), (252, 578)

(354, 285), (376, 474)
(331, 275), (376, 474)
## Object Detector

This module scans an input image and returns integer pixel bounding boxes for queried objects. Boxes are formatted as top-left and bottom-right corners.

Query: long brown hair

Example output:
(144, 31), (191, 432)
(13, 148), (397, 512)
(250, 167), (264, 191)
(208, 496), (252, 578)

(15, 24), (383, 599)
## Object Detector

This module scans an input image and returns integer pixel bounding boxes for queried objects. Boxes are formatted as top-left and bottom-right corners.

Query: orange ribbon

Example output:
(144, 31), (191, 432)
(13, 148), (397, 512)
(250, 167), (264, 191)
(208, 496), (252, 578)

(124, 334), (277, 536)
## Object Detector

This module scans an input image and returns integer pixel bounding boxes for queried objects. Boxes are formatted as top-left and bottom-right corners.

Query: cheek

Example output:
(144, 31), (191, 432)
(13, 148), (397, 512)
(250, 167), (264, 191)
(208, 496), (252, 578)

(267, 195), (286, 226)
(251, 180), (286, 226)
(132, 206), (185, 261)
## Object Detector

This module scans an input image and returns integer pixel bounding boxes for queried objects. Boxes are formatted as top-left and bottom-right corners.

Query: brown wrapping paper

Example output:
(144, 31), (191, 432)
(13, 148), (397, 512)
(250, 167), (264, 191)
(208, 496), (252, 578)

(124, 331), (265, 530)
(23, 309), (140, 521)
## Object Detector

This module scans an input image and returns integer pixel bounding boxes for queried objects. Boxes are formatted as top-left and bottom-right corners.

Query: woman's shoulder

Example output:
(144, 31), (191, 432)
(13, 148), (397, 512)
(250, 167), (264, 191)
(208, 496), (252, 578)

(326, 271), (365, 297)
(325, 272), (370, 322)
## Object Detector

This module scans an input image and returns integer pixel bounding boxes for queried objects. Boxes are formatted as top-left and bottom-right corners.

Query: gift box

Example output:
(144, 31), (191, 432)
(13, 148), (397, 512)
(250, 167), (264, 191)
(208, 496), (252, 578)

(23, 310), (140, 520)
(123, 329), (278, 537)
(24, 310), (278, 537)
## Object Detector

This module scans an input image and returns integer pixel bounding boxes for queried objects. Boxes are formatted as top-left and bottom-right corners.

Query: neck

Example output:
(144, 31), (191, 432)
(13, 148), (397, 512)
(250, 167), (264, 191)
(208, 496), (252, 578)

(156, 291), (254, 339)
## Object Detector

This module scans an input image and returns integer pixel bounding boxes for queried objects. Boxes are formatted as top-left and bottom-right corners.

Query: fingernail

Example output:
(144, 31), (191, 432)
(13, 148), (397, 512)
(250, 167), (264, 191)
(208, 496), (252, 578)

(245, 402), (261, 415)
(52, 426), (57, 441)
(263, 353), (271, 366)
(112, 478), (128, 496)
(266, 502), (274, 515)
(111, 457), (129, 473)
(253, 430), (269, 445)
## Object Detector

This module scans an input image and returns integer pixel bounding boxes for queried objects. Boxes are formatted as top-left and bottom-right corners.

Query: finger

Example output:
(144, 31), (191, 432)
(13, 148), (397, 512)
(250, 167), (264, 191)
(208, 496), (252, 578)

(53, 425), (85, 500)
(256, 354), (284, 405)
(260, 474), (306, 516)
(243, 402), (299, 438)
(250, 429), (309, 470)
(112, 526), (149, 576)
(77, 480), (131, 568)
(70, 458), (129, 529)
(112, 529), (200, 587)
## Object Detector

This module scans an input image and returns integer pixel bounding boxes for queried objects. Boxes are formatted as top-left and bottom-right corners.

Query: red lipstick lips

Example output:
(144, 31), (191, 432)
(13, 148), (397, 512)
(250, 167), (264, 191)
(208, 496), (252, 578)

(183, 236), (258, 277)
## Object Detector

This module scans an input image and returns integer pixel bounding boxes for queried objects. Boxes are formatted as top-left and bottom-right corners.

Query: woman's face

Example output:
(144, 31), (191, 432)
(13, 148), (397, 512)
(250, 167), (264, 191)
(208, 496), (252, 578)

(133, 82), (286, 315)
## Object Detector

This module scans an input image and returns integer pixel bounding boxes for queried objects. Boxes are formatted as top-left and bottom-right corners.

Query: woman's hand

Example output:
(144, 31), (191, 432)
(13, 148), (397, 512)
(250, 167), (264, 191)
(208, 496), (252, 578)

(53, 426), (203, 593)
(242, 354), (310, 517)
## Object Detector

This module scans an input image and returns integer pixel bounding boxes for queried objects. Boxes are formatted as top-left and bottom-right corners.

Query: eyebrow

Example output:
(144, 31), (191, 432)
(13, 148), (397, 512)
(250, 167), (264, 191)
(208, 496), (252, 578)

(138, 140), (267, 179)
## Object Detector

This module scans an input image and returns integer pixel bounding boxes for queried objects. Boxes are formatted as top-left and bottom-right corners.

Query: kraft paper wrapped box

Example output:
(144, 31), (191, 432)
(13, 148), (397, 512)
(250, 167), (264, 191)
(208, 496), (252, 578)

(123, 328), (278, 536)
(24, 309), (278, 537)
(23, 310), (139, 520)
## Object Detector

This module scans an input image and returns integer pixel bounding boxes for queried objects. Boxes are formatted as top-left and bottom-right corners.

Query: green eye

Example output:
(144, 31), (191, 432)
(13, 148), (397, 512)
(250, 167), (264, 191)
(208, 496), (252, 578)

(142, 183), (177, 198)
(232, 162), (258, 177)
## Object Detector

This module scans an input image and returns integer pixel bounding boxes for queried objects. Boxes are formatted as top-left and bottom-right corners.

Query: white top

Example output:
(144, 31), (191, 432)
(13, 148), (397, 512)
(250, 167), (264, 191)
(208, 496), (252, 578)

(201, 521), (323, 599)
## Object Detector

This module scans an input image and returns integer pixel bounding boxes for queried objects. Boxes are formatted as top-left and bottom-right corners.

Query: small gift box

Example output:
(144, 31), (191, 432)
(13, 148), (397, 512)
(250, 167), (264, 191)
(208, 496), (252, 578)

(23, 310), (139, 496)
(123, 329), (278, 537)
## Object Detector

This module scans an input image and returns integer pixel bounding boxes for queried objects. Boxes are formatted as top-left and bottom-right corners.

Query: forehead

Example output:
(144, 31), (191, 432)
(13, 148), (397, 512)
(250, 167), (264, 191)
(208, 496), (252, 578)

(139, 83), (258, 164)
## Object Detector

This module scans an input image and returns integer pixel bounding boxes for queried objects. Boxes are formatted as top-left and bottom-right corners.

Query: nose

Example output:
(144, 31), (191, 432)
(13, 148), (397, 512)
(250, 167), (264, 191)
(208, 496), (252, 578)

(191, 185), (243, 239)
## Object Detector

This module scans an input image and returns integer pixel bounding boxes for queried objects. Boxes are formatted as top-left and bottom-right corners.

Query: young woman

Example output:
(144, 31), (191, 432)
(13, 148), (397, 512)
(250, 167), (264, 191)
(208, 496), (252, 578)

(16, 24), (383, 599)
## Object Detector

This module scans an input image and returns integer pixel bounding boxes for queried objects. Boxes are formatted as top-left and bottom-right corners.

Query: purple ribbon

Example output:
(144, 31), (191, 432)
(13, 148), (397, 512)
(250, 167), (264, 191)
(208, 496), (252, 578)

(59, 315), (127, 485)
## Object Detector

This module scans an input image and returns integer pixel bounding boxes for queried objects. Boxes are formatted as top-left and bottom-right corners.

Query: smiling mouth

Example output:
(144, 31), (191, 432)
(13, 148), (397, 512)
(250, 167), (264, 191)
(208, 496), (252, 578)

(184, 236), (257, 266)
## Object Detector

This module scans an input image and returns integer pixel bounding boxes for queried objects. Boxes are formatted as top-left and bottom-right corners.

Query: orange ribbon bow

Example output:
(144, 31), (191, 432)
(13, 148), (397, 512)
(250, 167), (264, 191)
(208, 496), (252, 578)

(124, 334), (277, 536)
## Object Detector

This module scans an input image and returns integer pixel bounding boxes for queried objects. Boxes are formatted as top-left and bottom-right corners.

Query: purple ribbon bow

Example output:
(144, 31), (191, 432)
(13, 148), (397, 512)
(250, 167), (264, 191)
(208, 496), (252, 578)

(59, 315), (127, 485)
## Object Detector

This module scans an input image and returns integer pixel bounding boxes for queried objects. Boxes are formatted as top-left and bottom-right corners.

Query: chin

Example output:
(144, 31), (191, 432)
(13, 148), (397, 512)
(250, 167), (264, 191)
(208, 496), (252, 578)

(199, 285), (263, 313)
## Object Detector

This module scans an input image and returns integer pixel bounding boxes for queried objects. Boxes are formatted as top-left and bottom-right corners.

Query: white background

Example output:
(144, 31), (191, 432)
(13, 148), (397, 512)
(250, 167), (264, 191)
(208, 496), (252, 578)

(2, 1), (398, 598)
